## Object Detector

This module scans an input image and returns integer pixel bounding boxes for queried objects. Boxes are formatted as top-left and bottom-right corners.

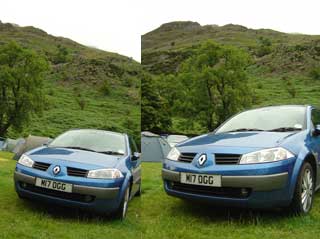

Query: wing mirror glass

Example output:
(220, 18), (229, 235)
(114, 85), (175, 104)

(132, 152), (141, 161)
(313, 124), (320, 136)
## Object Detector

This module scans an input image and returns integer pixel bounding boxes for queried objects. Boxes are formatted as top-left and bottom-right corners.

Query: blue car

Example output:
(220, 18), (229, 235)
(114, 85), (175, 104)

(162, 105), (320, 214)
(14, 129), (141, 219)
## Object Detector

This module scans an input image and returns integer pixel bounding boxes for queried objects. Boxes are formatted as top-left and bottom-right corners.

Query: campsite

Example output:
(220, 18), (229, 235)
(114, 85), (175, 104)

(2, 149), (320, 239)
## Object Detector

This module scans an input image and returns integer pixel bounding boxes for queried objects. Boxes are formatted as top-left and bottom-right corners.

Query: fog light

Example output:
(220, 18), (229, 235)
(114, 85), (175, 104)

(241, 188), (249, 196)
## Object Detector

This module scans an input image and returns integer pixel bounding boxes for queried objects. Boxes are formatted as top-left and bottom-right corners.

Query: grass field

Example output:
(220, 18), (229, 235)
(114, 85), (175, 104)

(2, 151), (320, 239)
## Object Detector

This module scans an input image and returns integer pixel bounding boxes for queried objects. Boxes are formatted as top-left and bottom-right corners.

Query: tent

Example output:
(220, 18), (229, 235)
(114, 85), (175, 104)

(141, 131), (171, 162)
(13, 135), (52, 160)
(0, 137), (6, 150)
(3, 138), (18, 152)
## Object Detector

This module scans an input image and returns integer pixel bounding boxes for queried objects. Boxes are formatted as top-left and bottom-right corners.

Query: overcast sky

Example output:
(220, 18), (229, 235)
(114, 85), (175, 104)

(1, 0), (320, 62)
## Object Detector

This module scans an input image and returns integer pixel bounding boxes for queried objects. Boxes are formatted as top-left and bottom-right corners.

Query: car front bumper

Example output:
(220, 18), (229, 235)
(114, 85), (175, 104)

(162, 158), (295, 208)
(14, 170), (125, 213)
(162, 169), (288, 191)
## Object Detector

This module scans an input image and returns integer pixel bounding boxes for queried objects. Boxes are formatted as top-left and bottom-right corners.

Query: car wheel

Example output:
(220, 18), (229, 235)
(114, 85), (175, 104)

(291, 162), (315, 215)
(114, 186), (130, 220)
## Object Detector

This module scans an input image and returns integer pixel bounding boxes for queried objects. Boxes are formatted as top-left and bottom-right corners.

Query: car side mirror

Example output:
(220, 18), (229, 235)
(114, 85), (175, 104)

(132, 152), (141, 161)
(313, 125), (320, 136)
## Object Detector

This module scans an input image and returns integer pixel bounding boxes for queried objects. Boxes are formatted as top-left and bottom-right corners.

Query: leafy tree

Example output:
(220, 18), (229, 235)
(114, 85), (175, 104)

(141, 73), (171, 132)
(0, 41), (48, 136)
(177, 41), (253, 131)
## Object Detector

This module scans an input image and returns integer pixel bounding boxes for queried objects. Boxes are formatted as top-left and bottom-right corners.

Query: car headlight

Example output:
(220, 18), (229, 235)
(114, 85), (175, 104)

(167, 147), (180, 161)
(240, 147), (295, 164)
(87, 169), (124, 179)
(18, 154), (34, 168)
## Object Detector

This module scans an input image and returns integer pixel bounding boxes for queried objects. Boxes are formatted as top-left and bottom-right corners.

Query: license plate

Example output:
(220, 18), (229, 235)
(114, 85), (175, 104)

(180, 172), (221, 187)
(35, 178), (72, 193)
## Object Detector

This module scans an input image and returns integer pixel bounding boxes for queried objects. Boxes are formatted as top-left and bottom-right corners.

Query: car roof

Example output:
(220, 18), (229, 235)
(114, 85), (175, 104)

(66, 128), (127, 137)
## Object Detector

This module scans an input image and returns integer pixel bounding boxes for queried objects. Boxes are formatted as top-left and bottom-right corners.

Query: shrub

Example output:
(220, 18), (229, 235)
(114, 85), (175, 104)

(100, 80), (111, 96)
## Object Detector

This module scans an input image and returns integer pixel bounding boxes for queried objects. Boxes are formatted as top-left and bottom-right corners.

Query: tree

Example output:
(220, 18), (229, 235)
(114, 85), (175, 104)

(141, 72), (171, 132)
(177, 40), (253, 131)
(0, 41), (49, 136)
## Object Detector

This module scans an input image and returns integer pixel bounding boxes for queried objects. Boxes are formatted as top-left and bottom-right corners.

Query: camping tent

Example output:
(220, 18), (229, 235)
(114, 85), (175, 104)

(13, 135), (52, 160)
(3, 138), (18, 152)
(141, 131), (171, 162)
(0, 137), (6, 151)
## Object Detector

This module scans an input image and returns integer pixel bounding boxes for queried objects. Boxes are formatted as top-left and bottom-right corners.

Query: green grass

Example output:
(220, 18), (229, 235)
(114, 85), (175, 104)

(141, 163), (320, 239)
(3, 153), (320, 239)
(0, 152), (141, 239)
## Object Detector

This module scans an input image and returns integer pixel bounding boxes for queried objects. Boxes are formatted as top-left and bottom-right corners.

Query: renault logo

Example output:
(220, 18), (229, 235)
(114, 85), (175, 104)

(198, 154), (207, 166)
(53, 166), (61, 175)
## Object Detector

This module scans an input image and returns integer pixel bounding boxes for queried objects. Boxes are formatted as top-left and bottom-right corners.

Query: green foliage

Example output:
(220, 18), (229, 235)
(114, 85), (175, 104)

(283, 77), (297, 98)
(76, 96), (86, 110)
(53, 44), (71, 64)
(0, 41), (49, 136)
(256, 37), (272, 57)
(310, 67), (320, 80)
(141, 73), (171, 132)
(0, 22), (142, 140)
(100, 80), (111, 95)
(176, 41), (253, 131)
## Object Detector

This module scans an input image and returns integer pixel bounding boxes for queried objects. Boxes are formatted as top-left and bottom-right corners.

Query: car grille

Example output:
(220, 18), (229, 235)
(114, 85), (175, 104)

(67, 167), (88, 177)
(214, 154), (241, 165)
(169, 181), (251, 198)
(21, 183), (95, 203)
(178, 153), (197, 163)
(33, 162), (51, 171)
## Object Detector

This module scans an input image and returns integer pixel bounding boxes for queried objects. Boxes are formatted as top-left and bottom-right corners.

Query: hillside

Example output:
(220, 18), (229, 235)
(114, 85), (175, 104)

(142, 21), (320, 134)
(0, 21), (142, 141)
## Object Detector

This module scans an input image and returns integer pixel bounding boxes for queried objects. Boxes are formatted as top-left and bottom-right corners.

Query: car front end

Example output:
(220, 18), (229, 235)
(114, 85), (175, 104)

(163, 144), (296, 208)
(14, 151), (130, 213)
(162, 105), (309, 209)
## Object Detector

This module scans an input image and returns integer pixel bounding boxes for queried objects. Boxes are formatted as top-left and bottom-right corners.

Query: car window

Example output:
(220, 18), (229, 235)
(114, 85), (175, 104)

(129, 137), (138, 155)
(49, 130), (126, 155)
(216, 106), (306, 133)
(311, 109), (320, 128)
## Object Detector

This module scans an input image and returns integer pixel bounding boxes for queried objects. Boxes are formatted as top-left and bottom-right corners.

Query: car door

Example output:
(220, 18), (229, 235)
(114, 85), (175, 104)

(310, 108), (320, 185)
(129, 136), (141, 196)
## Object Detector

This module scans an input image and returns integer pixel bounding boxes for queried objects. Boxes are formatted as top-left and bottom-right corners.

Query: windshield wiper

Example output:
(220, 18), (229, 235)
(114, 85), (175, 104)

(62, 146), (97, 152)
(98, 151), (124, 156)
(224, 128), (265, 133)
(268, 127), (301, 132)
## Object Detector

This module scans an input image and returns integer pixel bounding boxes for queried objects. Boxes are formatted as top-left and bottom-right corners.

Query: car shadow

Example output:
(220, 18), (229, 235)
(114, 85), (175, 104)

(19, 198), (116, 222)
(168, 199), (301, 224)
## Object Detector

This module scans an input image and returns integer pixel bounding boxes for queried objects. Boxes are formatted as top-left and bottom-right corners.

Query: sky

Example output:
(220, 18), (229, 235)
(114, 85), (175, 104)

(1, 0), (320, 62)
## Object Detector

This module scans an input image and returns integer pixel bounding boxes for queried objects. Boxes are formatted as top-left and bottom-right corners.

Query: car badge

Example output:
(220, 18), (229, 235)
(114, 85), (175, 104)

(198, 154), (207, 166)
(53, 165), (61, 175)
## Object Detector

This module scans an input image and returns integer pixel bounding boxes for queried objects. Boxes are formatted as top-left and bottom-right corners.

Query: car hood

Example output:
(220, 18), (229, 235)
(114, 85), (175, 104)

(177, 131), (300, 152)
(27, 146), (123, 168)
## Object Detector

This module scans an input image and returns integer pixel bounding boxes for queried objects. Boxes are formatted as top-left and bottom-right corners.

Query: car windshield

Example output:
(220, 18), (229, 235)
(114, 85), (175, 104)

(49, 130), (126, 155)
(216, 106), (306, 134)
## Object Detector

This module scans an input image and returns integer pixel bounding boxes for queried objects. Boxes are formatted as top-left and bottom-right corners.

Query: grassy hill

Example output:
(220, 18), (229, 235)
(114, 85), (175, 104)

(142, 21), (320, 134)
(0, 21), (142, 141)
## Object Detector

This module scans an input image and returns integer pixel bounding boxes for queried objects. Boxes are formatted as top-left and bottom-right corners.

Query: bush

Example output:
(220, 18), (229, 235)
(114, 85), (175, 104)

(310, 67), (320, 80)
(100, 80), (111, 96)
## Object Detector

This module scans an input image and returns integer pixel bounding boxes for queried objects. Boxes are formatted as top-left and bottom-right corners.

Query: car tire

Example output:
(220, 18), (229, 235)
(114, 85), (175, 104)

(290, 161), (315, 215)
(135, 182), (141, 197)
(114, 186), (130, 220)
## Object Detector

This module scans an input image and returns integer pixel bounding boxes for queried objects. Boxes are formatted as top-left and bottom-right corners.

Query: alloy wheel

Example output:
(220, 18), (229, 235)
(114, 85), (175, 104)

(301, 168), (313, 212)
